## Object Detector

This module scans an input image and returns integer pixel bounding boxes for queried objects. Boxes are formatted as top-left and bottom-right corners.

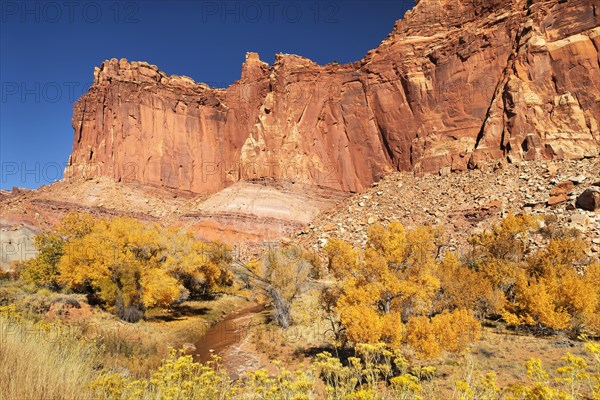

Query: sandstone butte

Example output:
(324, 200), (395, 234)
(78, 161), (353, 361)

(66, 0), (600, 195)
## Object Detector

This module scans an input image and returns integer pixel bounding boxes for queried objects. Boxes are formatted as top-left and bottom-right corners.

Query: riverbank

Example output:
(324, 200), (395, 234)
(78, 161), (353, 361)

(0, 279), (252, 377)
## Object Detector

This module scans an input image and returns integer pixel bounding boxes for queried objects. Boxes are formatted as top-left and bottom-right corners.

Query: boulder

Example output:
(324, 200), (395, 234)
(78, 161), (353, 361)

(569, 213), (590, 227)
(550, 180), (575, 196)
(569, 175), (588, 185)
(576, 187), (600, 211)
(548, 194), (569, 206)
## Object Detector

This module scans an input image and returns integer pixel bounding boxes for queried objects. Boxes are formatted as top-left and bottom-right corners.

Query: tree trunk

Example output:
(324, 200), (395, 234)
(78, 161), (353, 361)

(268, 286), (292, 328)
(378, 296), (392, 314)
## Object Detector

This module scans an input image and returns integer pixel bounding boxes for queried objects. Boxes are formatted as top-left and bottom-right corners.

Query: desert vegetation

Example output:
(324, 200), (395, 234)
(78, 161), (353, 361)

(321, 214), (598, 352)
(18, 212), (232, 322)
(1, 211), (599, 399)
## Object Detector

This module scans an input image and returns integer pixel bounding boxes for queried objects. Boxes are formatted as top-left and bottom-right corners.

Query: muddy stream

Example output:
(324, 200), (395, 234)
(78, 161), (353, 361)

(192, 303), (264, 371)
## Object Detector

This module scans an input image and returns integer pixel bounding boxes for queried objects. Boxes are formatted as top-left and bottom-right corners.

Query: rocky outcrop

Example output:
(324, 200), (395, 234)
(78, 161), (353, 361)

(66, 0), (600, 194)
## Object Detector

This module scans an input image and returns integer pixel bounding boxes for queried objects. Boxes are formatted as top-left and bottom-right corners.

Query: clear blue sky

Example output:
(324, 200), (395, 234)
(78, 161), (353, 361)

(0, 0), (413, 190)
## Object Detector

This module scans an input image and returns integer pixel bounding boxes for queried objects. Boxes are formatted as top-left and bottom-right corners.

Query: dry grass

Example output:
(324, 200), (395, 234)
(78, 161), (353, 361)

(0, 316), (99, 400)
(400, 327), (596, 397)
(0, 285), (247, 399)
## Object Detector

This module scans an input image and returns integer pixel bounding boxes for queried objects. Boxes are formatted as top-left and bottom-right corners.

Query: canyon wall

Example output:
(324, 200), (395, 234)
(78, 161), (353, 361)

(66, 0), (600, 194)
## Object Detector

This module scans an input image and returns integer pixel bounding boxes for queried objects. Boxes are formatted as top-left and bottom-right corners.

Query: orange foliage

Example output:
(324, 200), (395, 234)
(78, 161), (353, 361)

(407, 309), (481, 358)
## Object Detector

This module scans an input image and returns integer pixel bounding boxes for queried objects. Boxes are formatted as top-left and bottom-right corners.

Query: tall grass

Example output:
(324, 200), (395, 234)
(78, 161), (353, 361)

(0, 315), (98, 400)
(0, 294), (245, 400)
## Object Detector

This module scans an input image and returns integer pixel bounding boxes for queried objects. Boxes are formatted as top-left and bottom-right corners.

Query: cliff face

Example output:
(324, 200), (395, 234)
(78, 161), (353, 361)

(67, 0), (600, 194)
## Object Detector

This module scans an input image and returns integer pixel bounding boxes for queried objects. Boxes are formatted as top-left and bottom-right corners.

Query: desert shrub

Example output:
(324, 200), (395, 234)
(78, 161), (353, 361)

(91, 343), (437, 399)
(92, 348), (315, 400)
(0, 284), (21, 305)
(0, 266), (19, 281)
(539, 213), (581, 240)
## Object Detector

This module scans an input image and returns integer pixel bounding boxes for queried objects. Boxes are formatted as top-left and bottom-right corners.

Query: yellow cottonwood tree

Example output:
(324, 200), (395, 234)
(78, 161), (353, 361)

(325, 222), (480, 356)
(436, 252), (504, 318)
(407, 309), (480, 358)
(20, 232), (64, 289)
(21, 213), (235, 321)
(406, 315), (440, 358)
(56, 211), (97, 241)
(161, 229), (229, 298)
(582, 263), (600, 332)
(59, 217), (181, 321)
(468, 213), (538, 293)
(20, 211), (97, 289)
(504, 236), (598, 333)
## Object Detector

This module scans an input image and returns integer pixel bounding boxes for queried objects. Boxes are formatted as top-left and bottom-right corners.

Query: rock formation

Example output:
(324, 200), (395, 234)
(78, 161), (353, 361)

(66, 0), (600, 194)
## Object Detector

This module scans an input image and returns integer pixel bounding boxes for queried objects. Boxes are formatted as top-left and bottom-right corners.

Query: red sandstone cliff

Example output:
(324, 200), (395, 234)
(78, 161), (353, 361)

(66, 0), (600, 194)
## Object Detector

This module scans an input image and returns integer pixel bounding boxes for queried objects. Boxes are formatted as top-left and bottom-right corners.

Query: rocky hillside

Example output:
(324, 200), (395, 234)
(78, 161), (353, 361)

(295, 157), (600, 259)
(66, 0), (600, 194)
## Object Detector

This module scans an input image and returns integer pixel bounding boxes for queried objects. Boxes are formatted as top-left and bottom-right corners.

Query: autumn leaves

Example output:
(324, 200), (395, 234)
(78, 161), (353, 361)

(19, 213), (230, 322)
(323, 223), (480, 357)
(18, 211), (600, 353)
(322, 214), (600, 357)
